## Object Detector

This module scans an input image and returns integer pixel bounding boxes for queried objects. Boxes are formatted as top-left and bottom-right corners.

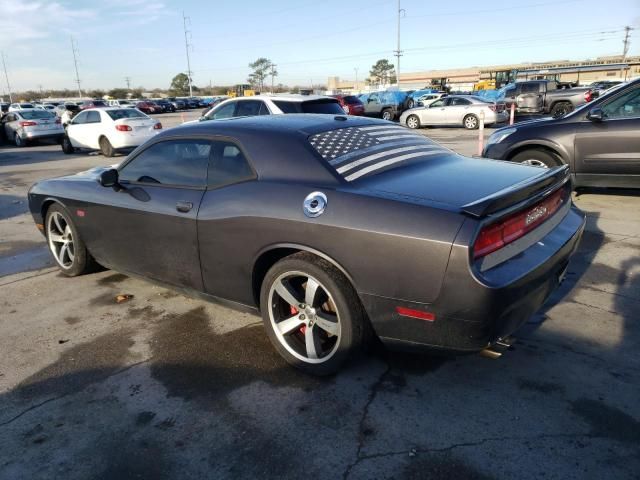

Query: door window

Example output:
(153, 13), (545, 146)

(71, 111), (89, 124)
(520, 83), (541, 94)
(429, 99), (445, 108)
(258, 102), (271, 115)
(211, 102), (236, 119)
(207, 141), (255, 189)
(601, 87), (640, 119)
(450, 97), (471, 106)
(119, 140), (211, 187)
(235, 100), (263, 117)
(86, 111), (101, 123)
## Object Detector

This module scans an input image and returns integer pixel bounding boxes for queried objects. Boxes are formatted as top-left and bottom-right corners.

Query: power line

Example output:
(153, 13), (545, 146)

(621, 26), (633, 80)
(394, 0), (405, 86)
(70, 36), (82, 99)
(124, 76), (131, 90)
(183, 11), (194, 97)
(1, 51), (13, 103)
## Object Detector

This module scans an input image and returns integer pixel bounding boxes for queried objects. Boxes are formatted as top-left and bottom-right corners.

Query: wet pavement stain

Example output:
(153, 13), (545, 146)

(403, 453), (495, 480)
(64, 316), (81, 325)
(15, 330), (135, 400)
(517, 379), (565, 395)
(93, 439), (170, 480)
(96, 273), (128, 286)
(570, 398), (640, 445)
(149, 306), (325, 403)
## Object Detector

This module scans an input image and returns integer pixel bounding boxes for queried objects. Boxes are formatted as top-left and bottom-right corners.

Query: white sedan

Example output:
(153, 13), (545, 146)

(62, 107), (162, 157)
(400, 95), (508, 130)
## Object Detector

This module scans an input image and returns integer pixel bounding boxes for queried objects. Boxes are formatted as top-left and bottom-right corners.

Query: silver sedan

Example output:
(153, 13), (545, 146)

(400, 95), (508, 130)
(1, 109), (64, 147)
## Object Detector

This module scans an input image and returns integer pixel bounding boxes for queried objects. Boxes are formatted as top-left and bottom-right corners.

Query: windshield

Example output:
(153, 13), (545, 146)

(107, 109), (147, 120)
(20, 110), (55, 120)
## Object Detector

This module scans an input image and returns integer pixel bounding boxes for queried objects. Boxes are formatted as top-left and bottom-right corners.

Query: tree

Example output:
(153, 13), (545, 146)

(170, 73), (195, 96)
(369, 59), (396, 86)
(87, 89), (105, 99)
(108, 88), (129, 99)
(247, 57), (273, 92)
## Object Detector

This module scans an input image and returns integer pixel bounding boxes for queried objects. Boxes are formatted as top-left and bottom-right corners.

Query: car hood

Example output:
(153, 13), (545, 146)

(55, 164), (120, 182)
(349, 153), (548, 212)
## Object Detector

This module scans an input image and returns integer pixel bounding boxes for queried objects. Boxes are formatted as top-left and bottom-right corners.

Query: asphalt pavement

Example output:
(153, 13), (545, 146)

(0, 111), (639, 480)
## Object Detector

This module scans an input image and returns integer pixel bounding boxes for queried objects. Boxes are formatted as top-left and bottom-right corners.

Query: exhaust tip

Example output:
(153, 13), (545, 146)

(479, 348), (502, 360)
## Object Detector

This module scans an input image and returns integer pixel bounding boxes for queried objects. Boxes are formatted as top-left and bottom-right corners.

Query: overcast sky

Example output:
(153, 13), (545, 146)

(0, 0), (638, 93)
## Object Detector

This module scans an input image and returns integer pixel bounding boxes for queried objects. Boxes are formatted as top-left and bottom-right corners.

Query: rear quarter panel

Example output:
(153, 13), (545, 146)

(197, 181), (465, 307)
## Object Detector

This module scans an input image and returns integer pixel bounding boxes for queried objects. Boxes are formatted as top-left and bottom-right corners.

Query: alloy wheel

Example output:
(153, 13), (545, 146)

(464, 116), (478, 129)
(521, 159), (549, 168)
(407, 115), (419, 129)
(47, 211), (75, 269)
(268, 271), (341, 364)
(382, 111), (392, 121)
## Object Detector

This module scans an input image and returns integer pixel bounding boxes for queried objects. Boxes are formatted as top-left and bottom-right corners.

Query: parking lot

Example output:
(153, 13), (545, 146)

(1, 111), (639, 479)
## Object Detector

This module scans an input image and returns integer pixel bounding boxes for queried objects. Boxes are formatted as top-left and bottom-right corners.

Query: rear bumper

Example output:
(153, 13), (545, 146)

(23, 130), (64, 140)
(363, 205), (585, 352)
(110, 131), (159, 149)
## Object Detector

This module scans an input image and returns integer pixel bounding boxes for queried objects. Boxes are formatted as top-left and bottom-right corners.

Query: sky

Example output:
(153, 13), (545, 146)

(0, 0), (639, 94)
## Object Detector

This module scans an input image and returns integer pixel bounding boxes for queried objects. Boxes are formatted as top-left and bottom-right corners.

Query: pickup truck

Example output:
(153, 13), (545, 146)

(500, 80), (593, 118)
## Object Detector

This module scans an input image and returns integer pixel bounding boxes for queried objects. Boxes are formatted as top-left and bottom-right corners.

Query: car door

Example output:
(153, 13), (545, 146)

(445, 97), (473, 124)
(418, 98), (448, 125)
(66, 111), (91, 147)
(516, 82), (544, 112)
(83, 110), (103, 149)
(365, 93), (381, 116)
(83, 138), (211, 290)
(197, 140), (257, 301)
(574, 84), (640, 180)
(2, 113), (16, 140)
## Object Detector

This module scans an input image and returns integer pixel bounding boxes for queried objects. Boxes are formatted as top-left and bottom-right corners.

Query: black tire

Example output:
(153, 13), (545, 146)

(14, 133), (26, 147)
(260, 252), (367, 376)
(61, 136), (75, 154)
(99, 136), (114, 157)
(407, 99), (415, 109)
(405, 114), (421, 129)
(463, 114), (479, 130)
(551, 102), (573, 118)
(381, 109), (393, 121)
(45, 204), (99, 277)
(511, 149), (560, 169)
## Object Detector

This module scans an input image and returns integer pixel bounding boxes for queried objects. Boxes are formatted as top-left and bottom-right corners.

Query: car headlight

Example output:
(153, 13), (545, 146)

(487, 128), (516, 145)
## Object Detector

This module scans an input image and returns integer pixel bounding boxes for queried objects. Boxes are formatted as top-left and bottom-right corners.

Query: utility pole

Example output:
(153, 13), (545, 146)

(70, 36), (83, 99)
(182, 11), (194, 97)
(394, 0), (405, 87)
(1, 52), (13, 103)
(38, 84), (44, 99)
(270, 63), (277, 94)
(124, 76), (131, 90)
(621, 26), (632, 80)
(354, 67), (359, 92)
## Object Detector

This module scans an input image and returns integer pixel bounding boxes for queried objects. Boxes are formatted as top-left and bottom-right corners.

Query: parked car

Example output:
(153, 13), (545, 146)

(9, 103), (35, 111)
(331, 95), (365, 115)
(107, 99), (134, 108)
(1, 109), (64, 147)
(29, 114), (585, 374)
(200, 95), (343, 121)
(400, 95), (507, 130)
(135, 101), (161, 114)
(167, 98), (186, 110)
(153, 99), (176, 113)
(55, 103), (80, 118)
(0, 102), (9, 113)
(406, 89), (443, 109)
(79, 100), (108, 110)
(589, 80), (623, 98)
(62, 107), (162, 157)
(499, 80), (593, 118)
(358, 91), (408, 120)
(36, 104), (57, 112)
(185, 98), (200, 109)
(483, 78), (640, 188)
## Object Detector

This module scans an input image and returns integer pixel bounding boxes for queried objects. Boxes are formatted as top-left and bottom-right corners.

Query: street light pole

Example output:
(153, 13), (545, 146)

(1, 52), (13, 103)
(394, 0), (405, 87)
(354, 67), (359, 92)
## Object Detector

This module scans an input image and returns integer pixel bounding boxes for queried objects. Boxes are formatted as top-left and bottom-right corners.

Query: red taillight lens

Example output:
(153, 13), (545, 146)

(153, 123), (162, 129)
(584, 90), (592, 102)
(473, 188), (566, 259)
(19, 121), (37, 127)
(115, 124), (132, 131)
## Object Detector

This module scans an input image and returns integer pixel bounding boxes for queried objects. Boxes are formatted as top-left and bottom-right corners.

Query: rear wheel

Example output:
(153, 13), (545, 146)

(61, 136), (75, 154)
(406, 114), (421, 129)
(463, 114), (479, 130)
(45, 204), (98, 276)
(381, 109), (393, 121)
(551, 102), (573, 118)
(260, 253), (367, 376)
(14, 133), (26, 147)
(512, 149), (560, 169)
(407, 99), (415, 109)
(99, 136), (114, 157)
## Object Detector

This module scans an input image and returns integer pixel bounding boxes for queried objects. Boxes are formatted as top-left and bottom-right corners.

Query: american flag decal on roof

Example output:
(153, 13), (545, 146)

(309, 125), (450, 182)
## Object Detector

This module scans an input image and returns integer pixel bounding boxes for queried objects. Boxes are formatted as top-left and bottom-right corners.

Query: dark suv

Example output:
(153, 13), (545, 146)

(359, 91), (408, 120)
(483, 79), (640, 189)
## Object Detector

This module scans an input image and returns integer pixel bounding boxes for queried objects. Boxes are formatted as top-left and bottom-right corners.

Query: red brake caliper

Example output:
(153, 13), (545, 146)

(290, 305), (306, 334)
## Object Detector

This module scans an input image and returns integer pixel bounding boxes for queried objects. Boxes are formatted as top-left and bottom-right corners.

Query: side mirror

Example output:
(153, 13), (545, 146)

(416, 101), (424, 107)
(587, 107), (605, 122)
(99, 168), (119, 188)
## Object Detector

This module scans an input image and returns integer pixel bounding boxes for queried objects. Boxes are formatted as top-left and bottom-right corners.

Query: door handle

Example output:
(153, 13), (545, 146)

(176, 201), (193, 213)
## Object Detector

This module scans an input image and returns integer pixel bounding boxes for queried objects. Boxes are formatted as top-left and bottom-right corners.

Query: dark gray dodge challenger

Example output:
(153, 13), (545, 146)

(28, 114), (585, 375)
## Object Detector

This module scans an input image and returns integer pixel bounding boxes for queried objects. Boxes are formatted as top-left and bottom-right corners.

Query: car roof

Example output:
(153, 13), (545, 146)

(259, 94), (335, 103)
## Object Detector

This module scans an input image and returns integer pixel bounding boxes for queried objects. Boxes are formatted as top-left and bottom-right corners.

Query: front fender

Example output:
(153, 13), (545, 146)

(504, 138), (571, 165)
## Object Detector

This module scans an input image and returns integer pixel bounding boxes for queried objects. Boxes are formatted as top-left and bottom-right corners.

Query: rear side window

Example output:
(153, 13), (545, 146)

(343, 96), (362, 105)
(208, 141), (255, 189)
(119, 140), (211, 187)
(273, 100), (343, 114)
(86, 111), (101, 123)
(107, 109), (147, 120)
(235, 100), (263, 117)
(450, 98), (471, 106)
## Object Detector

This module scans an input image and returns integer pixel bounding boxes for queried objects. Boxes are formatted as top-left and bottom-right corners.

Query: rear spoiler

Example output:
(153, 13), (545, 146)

(461, 164), (571, 218)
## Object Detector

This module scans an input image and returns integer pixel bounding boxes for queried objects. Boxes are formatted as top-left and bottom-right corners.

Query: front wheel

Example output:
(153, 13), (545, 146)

(99, 136), (115, 157)
(45, 204), (98, 276)
(260, 253), (367, 376)
(61, 136), (75, 154)
(463, 114), (479, 130)
(381, 109), (393, 121)
(511, 149), (559, 169)
(406, 114), (421, 129)
(407, 99), (415, 109)
(551, 102), (573, 118)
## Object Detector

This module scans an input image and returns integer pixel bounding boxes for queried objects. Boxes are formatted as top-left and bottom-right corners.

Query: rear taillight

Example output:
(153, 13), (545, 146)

(473, 188), (566, 259)
(584, 90), (592, 102)
(115, 124), (132, 131)
(153, 123), (162, 129)
(19, 121), (37, 127)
